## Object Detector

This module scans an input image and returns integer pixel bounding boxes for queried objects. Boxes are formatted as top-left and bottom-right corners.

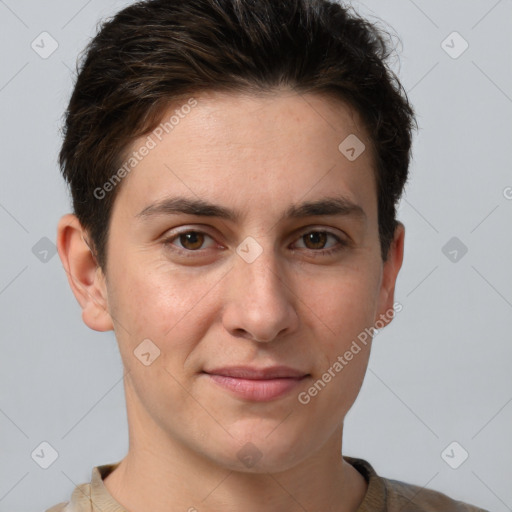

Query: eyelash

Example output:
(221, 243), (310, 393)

(161, 229), (347, 257)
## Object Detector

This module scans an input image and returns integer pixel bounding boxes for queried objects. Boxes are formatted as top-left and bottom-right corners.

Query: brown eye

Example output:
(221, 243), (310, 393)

(177, 231), (205, 250)
(302, 232), (328, 250)
(162, 229), (219, 257)
(293, 230), (346, 256)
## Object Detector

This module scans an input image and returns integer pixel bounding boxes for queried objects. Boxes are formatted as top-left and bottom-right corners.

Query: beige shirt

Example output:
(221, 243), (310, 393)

(45, 456), (488, 512)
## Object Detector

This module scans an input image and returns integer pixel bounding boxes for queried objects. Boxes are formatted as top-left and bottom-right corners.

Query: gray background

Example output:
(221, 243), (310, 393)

(1, 1), (511, 511)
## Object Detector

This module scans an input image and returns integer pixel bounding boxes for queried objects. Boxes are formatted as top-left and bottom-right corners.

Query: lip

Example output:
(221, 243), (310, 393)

(204, 365), (308, 379)
(202, 366), (310, 402)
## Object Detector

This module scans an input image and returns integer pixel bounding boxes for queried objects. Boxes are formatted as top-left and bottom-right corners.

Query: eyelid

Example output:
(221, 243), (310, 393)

(292, 229), (342, 246)
(294, 225), (345, 238)
(294, 223), (349, 241)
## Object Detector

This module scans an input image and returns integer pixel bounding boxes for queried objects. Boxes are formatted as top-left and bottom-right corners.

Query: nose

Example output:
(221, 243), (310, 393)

(221, 243), (299, 343)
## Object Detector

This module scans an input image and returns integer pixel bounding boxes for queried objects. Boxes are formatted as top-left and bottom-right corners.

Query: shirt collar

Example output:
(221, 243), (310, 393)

(72, 456), (386, 512)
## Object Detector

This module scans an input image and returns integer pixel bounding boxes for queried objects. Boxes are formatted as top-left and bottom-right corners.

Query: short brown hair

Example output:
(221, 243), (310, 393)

(59, 0), (417, 269)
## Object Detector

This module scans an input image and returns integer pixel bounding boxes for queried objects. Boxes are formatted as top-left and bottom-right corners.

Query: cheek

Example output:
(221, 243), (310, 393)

(297, 263), (380, 411)
(302, 264), (381, 342)
(106, 256), (222, 353)
(299, 282), (375, 423)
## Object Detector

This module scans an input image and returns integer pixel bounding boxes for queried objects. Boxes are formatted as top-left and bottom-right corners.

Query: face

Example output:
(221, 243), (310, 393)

(63, 90), (404, 473)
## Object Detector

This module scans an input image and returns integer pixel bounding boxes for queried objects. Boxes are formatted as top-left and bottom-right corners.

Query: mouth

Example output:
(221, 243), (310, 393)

(201, 366), (311, 402)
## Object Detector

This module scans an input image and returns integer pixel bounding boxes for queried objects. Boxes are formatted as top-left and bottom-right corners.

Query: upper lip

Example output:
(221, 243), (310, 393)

(203, 366), (309, 379)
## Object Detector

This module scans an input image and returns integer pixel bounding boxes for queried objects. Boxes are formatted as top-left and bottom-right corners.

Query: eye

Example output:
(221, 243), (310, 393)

(163, 230), (217, 252)
(293, 230), (346, 255)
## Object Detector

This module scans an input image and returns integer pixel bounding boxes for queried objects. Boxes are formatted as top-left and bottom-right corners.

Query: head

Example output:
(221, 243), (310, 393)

(57, 0), (416, 473)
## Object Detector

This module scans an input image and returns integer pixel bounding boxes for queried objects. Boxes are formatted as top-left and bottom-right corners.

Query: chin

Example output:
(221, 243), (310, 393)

(206, 428), (308, 474)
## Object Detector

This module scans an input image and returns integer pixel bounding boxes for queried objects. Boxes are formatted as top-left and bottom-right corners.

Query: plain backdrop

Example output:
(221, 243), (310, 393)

(0, 1), (511, 511)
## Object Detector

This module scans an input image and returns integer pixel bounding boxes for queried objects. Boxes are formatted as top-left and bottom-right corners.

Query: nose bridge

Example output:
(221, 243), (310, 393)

(222, 237), (298, 342)
(241, 245), (282, 296)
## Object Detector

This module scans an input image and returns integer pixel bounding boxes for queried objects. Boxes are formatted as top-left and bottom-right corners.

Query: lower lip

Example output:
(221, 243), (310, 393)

(204, 373), (308, 402)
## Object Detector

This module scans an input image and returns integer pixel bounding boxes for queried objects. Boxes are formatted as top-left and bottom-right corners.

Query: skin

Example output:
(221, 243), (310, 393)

(57, 89), (405, 512)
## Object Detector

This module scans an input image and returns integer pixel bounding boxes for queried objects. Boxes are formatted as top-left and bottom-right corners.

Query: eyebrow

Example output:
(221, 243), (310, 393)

(136, 195), (366, 223)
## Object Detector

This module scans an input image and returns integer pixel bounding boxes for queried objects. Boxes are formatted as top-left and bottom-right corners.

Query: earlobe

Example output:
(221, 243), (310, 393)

(56, 214), (114, 332)
(374, 222), (405, 329)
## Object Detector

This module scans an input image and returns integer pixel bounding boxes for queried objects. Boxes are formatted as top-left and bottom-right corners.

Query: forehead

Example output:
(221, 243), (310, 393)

(112, 90), (377, 225)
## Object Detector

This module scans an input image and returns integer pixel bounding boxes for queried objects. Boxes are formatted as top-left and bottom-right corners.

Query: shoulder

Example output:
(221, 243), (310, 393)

(45, 482), (93, 512)
(382, 476), (489, 512)
(344, 456), (489, 512)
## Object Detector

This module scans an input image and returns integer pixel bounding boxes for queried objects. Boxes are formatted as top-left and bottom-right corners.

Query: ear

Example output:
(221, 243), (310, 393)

(56, 213), (114, 332)
(374, 221), (405, 329)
